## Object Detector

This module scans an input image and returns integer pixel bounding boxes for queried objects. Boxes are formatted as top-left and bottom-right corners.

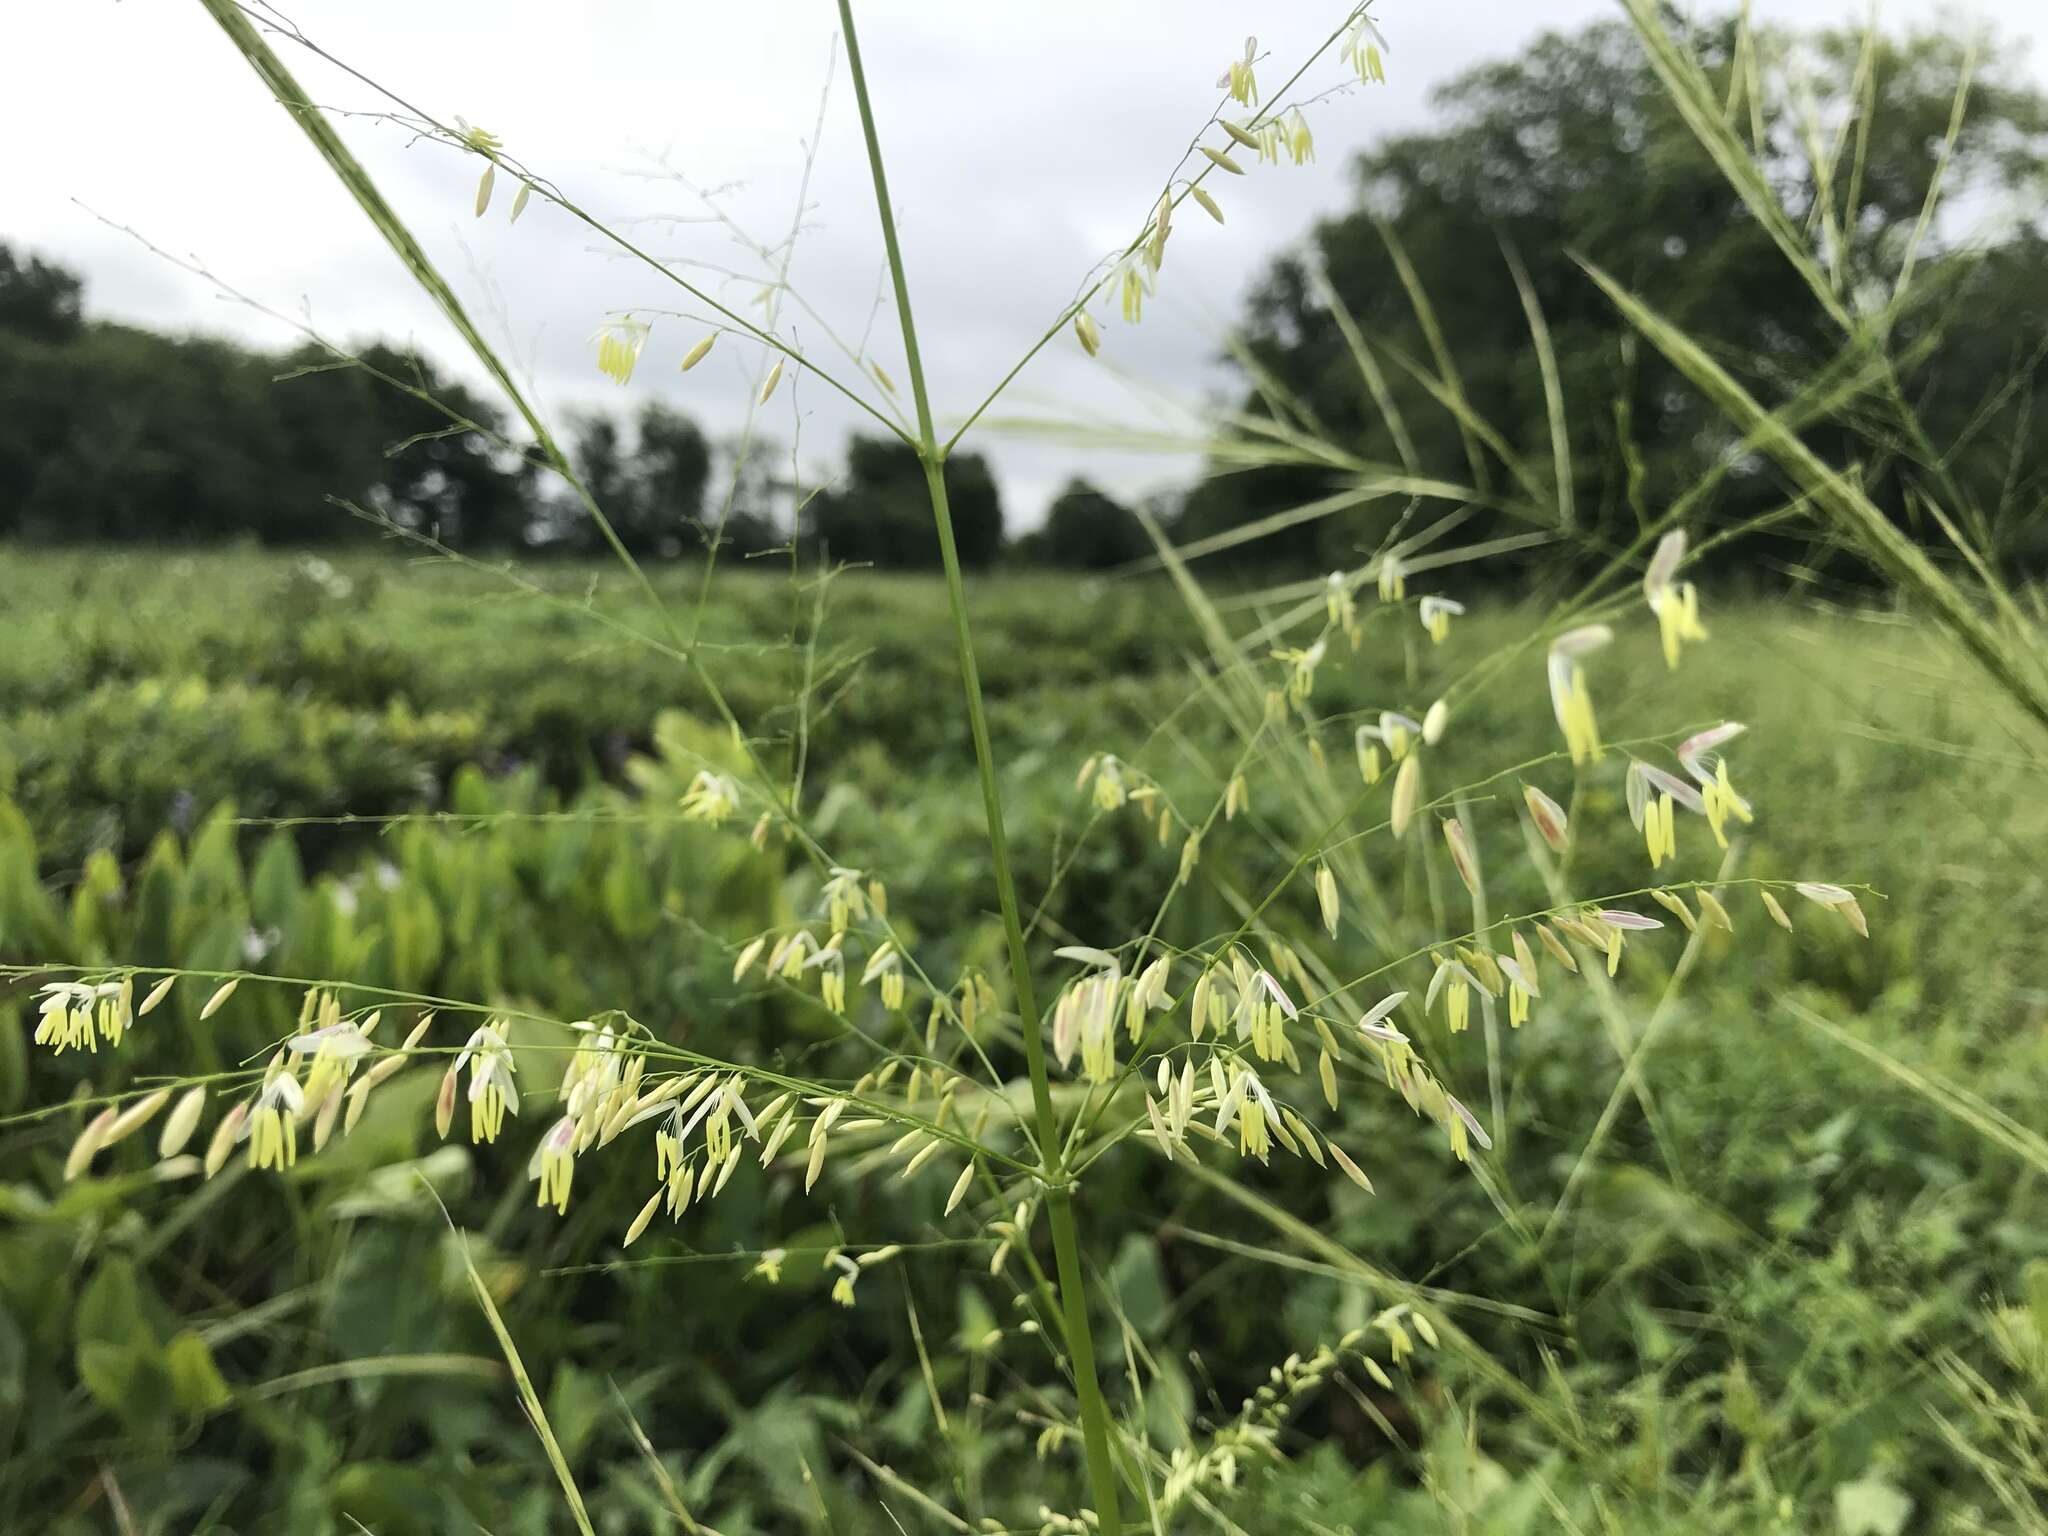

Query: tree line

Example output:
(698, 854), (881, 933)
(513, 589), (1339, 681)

(0, 244), (1150, 570)
(4, 13), (2044, 576)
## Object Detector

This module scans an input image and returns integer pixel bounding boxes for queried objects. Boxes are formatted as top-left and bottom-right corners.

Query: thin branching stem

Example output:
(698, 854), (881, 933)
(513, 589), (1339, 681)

(833, 2), (1124, 1526)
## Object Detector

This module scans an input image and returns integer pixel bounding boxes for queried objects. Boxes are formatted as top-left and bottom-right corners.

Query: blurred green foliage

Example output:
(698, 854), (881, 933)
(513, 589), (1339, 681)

(3, 550), (2047, 1532)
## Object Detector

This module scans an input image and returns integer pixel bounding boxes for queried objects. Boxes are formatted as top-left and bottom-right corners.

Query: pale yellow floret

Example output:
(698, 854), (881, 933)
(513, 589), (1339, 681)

(1652, 582), (1709, 669)
(1561, 666), (1602, 765)
(1221, 43), (1259, 107)
(1283, 108), (1315, 165)
(1377, 553), (1406, 602)
(593, 320), (649, 385)
(1700, 760), (1753, 848)
(536, 1119), (576, 1214)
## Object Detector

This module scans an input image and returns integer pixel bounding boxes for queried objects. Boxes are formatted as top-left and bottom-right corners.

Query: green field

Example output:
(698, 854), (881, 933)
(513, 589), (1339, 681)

(4, 546), (2047, 1534)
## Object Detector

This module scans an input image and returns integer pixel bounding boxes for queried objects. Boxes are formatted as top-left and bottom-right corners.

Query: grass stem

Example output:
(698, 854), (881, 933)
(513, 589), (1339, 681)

(834, 2), (1124, 1526)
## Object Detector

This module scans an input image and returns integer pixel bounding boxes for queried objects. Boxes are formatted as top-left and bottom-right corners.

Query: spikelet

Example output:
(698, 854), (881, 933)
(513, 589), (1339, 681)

(1220, 37), (1259, 106)
(1422, 698), (1449, 745)
(1418, 596), (1464, 644)
(1441, 819), (1481, 898)
(65, 1106), (117, 1182)
(624, 1189), (663, 1246)
(1390, 754), (1421, 839)
(1514, 793), (1565, 861)
(1377, 552), (1406, 602)
(1547, 626), (1611, 765)
(1329, 1142), (1375, 1193)
(1695, 887), (1733, 932)
(1796, 881), (1868, 937)
(102, 1088), (170, 1150)
(204, 1102), (247, 1179)
(1535, 921), (1578, 972)
(1650, 887), (1697, 932)
(1761, 889), (1795, 931)
(1224, 773), (1249, 821)
(159, 1086), (208, 1159)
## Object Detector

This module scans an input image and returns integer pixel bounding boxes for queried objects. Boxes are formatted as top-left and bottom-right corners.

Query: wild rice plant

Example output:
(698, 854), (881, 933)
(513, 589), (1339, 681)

(5, 4), (1897, 1530)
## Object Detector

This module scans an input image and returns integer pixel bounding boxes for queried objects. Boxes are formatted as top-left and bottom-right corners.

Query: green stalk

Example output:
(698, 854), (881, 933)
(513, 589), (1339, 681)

(833, 3), (1123, 1528)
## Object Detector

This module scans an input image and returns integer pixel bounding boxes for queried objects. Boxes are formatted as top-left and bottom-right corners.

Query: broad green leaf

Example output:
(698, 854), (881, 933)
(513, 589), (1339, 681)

(166, 1329), (233, 1416)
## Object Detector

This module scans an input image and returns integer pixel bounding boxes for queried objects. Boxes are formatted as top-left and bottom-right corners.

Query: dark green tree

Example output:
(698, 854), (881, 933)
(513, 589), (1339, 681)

(699, 435), (789, 560)
(0, 244), (532, 546)
(555, 403), (712, 555)
(1187, 16), (2048, 576)
(806, 436), (1003, 569)
(351, 343), (531, 546)
(630, 403), (712, 552)
(0, 246), (83, 344)
(1024, 479), (1149, 569)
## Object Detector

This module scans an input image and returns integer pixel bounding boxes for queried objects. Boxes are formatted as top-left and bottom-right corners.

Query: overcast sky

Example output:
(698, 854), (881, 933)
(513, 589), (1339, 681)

(4, 1), (2041, 527)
